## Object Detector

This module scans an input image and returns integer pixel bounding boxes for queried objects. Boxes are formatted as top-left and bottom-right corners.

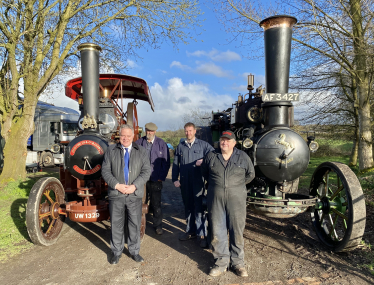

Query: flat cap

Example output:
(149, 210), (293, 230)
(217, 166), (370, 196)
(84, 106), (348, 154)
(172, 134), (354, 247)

(145, 122), (158, 131)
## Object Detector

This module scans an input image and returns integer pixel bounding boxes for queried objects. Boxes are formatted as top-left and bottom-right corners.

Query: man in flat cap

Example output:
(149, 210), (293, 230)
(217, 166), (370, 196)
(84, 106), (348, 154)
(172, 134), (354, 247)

(202, 130), (254, 277)
(136, 122), (170, 235)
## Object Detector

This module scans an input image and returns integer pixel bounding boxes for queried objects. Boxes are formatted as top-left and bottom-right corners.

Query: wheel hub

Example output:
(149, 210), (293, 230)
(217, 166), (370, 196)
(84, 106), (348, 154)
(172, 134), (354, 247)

(51, 202), (60, 219)
(320, 196), (330, 214)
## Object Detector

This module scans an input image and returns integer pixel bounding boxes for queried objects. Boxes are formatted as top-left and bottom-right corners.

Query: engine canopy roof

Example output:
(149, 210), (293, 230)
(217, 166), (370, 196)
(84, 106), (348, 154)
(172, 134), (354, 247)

(65, 73), (155, 111)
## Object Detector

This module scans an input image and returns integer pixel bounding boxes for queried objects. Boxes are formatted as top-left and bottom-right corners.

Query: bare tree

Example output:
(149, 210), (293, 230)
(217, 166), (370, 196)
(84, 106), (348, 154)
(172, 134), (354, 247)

(182, 108), (211, 127)
(0, 0), (202, 183)
(212, 0), (374, 170)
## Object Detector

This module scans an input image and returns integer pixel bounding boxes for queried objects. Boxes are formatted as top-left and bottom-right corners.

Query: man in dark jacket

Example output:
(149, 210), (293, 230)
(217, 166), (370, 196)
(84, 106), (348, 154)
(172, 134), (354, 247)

(172, 122), (214, 247)
(202, 130), (255, 277)
(136, 122), (170, 235)
(102, 124), (151, 265)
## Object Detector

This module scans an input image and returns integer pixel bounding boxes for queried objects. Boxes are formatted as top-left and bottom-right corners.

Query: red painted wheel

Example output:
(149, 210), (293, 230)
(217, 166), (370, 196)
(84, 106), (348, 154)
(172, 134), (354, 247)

(26, 177), (66, 246)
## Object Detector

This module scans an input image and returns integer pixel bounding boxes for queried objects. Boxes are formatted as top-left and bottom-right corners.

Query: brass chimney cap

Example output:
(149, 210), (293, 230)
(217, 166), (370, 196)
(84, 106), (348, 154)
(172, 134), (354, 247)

(77, 43), (102, 52)
(260, 15), (297, 30)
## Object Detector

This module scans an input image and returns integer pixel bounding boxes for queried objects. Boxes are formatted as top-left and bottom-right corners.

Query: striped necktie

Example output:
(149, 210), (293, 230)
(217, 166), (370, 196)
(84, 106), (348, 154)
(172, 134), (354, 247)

(124, 148), (129, 185)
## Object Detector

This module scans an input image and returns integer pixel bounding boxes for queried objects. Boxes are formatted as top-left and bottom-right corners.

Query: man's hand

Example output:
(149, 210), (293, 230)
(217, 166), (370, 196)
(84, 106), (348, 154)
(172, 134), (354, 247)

(116, 184), (127, 194)
(116, 184), (136, 194)
(124, 185), (136, 194)
(174, 180), (181, 187)
(195, 159), (203, 166)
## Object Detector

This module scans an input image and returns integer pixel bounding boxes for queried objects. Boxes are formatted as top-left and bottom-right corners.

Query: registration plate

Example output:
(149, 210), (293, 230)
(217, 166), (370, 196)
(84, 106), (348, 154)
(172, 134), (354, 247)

(262, 93), (300, 102)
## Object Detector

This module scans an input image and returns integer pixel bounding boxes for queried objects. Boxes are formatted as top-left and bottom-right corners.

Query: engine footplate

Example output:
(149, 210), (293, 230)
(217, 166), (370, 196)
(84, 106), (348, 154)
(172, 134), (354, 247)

(247, 193), (317, 218)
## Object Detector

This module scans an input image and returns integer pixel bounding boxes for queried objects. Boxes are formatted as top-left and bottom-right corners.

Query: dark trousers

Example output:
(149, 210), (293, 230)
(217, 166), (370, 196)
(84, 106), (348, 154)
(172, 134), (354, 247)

(109, 195), (142, 256)
(208, 187), (246, 269)
(181, 182), (207, 237)
(146, 181), (163, 228)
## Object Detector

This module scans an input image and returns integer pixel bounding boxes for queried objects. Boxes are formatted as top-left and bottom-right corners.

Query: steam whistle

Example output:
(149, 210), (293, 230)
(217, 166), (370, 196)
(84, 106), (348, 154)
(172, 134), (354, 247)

(247, 74), (265, 98)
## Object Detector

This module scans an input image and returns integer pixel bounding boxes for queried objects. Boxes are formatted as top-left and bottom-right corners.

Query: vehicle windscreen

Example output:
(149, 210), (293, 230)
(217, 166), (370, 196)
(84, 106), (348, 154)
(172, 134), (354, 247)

(62, 123), (78, 135)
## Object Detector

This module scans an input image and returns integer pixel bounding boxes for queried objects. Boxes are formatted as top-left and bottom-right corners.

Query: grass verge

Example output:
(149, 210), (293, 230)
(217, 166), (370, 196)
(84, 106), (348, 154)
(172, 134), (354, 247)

(0, 171), (58, 262)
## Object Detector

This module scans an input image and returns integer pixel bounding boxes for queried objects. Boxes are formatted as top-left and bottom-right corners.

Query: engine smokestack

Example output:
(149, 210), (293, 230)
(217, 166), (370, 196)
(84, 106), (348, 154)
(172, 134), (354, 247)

(78, 43), (102, 133)
(260, 15), (297, 128)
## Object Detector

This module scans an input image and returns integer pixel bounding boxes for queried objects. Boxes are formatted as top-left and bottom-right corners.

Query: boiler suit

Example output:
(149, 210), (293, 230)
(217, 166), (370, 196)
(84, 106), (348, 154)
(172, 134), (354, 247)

(172, 139), (214, 237)
(202, 148), (255, 269)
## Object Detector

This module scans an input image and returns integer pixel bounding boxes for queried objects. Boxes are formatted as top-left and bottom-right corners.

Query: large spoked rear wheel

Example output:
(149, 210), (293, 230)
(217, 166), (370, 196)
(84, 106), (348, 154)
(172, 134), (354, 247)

(310, 162), (366, 252)
(26, 177), (66, 246)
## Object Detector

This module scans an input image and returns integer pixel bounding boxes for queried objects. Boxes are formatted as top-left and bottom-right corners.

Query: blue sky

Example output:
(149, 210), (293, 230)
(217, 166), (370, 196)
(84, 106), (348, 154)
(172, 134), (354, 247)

(41, 3), (267, 131)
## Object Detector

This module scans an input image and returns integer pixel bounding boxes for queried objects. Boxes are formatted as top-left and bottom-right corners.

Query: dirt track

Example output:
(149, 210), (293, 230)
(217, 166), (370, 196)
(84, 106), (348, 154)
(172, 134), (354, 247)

(1, 170), (373, 285)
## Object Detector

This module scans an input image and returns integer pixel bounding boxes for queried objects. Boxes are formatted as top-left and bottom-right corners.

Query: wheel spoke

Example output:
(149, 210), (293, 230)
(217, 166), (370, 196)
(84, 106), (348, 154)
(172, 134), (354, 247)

(331, 208), (348, 221)
(328, 214), (339, 240)
(343, 219), (348, 230)
(44, 190), (55, 204)
(39, 211), (51, 219)
(46, 220), (55, 234)
(319, 212), (325, 225)
(329, 214), (339, 239)
(330, 185), (344, 201)
(324, 171), (330, 196)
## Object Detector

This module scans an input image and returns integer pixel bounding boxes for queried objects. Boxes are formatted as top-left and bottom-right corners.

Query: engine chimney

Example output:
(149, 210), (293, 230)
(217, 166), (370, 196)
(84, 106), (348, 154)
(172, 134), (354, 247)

(78, 43), (102, 133)
(260, 15), (297, 128)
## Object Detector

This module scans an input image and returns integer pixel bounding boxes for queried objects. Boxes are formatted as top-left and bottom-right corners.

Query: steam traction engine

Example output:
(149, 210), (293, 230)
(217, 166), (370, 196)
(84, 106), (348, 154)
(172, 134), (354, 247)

(203, 16), (366, 252)
(26, 43), (154, 246)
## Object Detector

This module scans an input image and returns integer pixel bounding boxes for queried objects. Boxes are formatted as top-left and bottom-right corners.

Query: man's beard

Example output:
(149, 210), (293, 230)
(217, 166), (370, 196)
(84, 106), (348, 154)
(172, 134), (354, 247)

(146, 133), (155, 141)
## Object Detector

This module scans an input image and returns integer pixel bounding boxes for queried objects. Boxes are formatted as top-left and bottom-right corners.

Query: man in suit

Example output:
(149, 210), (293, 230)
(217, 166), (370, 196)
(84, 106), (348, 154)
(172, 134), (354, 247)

(102, 124), (151, 265)
(136, 122), (170, 235)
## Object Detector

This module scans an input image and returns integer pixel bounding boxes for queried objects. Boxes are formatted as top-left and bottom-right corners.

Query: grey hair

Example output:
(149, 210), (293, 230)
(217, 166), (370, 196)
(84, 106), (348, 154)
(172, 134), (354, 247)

(120, 124), (134, 133)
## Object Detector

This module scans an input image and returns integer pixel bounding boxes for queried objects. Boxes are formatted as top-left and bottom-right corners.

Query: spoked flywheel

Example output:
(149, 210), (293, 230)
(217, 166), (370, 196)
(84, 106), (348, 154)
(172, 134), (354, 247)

(26, 177), (66, 246)
(310, 162), (366, 252)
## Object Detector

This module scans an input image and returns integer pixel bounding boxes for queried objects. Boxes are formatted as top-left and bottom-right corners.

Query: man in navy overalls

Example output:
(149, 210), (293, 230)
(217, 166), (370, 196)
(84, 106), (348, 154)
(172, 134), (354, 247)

(172, 122), (214, 247)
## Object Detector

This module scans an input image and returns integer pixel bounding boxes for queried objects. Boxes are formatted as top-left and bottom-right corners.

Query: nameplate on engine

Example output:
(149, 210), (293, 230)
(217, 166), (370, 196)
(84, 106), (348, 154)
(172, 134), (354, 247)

(262, 93), (300, 102)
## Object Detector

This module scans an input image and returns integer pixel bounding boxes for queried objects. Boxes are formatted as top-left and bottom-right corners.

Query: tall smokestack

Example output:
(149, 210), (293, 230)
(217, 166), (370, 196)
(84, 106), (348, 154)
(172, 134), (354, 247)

(260, 15), (297, 127)
(78, 43), (102, 133)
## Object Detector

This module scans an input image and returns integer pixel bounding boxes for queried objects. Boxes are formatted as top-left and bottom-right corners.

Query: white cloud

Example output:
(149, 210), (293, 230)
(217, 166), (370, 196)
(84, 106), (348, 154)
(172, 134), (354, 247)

(195, 62), (233, 78)
(126, 59), (138, 69)
(170, 61), (191, 71)
(187, 48), (241, 62)
(171, 60), (233, 78)
(136, 77), (234, 130)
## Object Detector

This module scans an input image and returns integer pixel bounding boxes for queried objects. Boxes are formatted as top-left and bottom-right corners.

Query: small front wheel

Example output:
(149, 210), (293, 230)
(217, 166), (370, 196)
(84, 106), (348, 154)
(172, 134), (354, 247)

(310, 162), (366, 252)
(41, 152), (54, 167)
(26, 177), (66, 246)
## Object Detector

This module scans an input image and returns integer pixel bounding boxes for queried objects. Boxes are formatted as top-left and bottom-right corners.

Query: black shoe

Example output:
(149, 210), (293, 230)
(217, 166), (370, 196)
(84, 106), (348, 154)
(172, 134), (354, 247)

(110, 254), (121, 265)
(199, 236), (208, 248)
(132, 254), (144, 263)
(179, 232), (197, 241)
(155, 227), (163, 235)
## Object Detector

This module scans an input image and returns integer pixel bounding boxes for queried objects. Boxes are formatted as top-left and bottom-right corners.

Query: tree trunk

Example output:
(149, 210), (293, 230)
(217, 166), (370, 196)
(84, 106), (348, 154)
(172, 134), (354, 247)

(0, 97), (37, 185)
(358, 94), (373, 170)
(349, 137), (358, 166)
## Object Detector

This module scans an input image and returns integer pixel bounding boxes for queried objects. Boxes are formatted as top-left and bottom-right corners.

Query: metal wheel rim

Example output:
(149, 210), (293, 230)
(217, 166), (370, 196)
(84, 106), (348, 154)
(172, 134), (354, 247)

(38, 181), (65, 240)
(310, 162), (365, 251)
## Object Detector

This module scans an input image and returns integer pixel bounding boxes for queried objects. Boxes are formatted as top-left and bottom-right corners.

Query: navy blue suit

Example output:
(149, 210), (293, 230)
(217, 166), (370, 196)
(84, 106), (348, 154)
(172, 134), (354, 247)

(172, 138), (214, 236)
